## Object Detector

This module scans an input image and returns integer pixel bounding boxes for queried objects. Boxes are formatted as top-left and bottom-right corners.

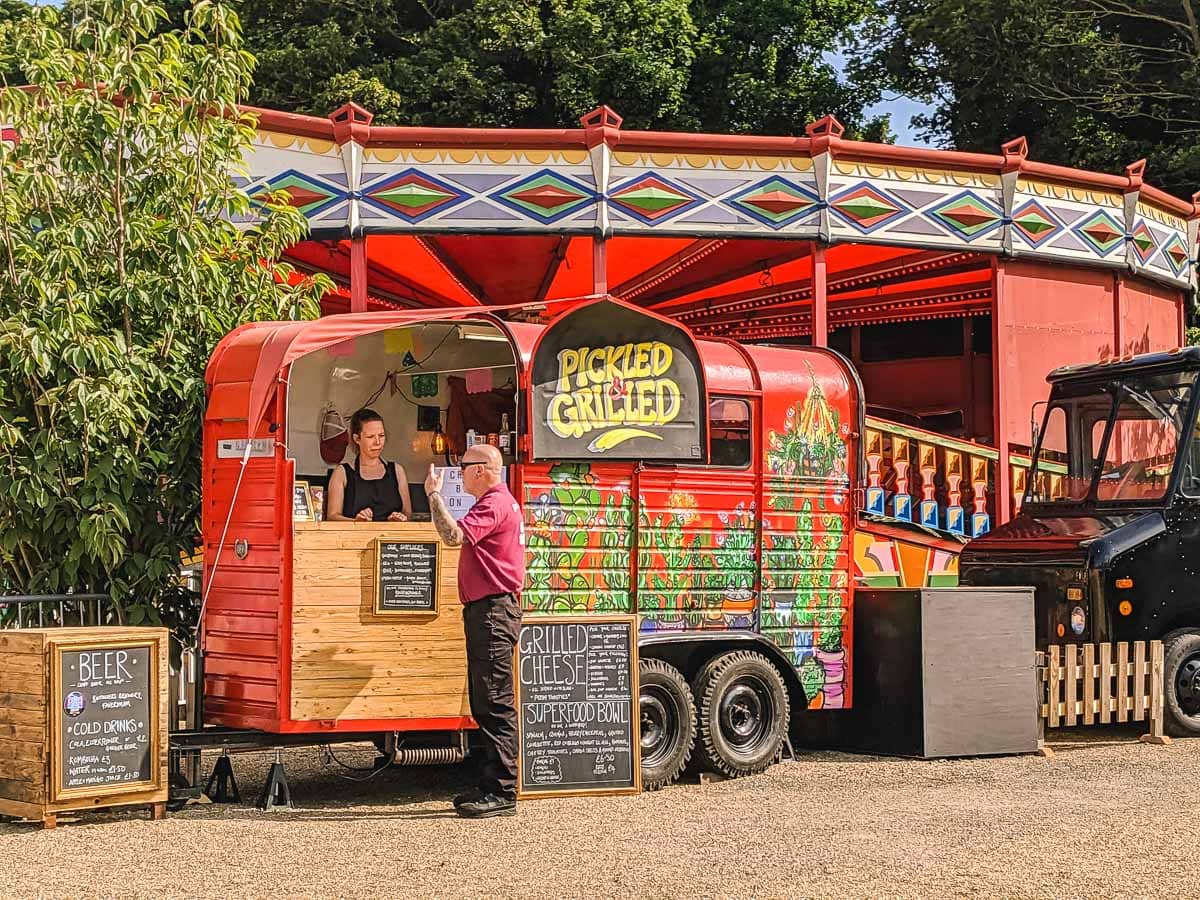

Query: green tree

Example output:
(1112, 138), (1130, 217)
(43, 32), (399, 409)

(0, 0), (33, 88)
(0, 1), (329, 632)
(207, 0), (888, 136)
(865, 0), (1200, 197)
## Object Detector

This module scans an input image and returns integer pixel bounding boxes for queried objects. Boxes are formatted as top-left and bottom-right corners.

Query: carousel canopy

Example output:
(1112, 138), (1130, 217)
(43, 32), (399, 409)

(240, 103), (1198, 339)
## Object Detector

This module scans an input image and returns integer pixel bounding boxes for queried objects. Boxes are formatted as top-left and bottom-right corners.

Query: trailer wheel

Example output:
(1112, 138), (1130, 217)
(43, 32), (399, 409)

(1164, 630), (1200, 735)
(638, 659), (695, 790)
(694, 650), (789, 778)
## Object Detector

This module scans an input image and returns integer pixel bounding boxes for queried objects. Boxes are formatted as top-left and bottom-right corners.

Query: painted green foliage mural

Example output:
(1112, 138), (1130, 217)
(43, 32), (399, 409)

(638, 495), (756, 632)
(762, 371), (852, 708)
(523, 463), (632, 614)
(521, 365), (855, 708)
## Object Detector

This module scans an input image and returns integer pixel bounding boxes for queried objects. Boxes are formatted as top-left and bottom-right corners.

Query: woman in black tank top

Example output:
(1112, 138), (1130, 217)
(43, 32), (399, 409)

(326, 408), (412, 522)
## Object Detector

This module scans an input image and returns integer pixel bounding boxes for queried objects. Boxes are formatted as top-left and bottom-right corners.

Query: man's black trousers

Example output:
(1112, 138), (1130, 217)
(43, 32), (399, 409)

(462, 592), (522, 800)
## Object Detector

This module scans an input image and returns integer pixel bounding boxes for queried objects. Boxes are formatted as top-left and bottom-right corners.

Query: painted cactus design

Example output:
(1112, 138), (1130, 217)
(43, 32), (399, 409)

(762, 365), (851, 707)
(523, 463), (632, 613)
(767, 365), (848, 483)
(638, 498), (757, 632)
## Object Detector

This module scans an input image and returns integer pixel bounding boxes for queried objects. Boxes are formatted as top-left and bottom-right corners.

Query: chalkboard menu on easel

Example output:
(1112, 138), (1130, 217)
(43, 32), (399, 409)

(52, 641), (157, 799)
(374, 538), (440, 615)
(516, 615), (641, 798)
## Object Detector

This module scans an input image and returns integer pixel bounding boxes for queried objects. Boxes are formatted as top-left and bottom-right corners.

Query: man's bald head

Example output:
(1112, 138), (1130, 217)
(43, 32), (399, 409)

(462, 442), (503, 469)
(461, 442), (504, 497)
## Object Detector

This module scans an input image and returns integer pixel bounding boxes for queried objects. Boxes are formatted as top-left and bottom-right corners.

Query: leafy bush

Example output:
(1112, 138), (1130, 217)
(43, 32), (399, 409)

(0, 1), (329, 635)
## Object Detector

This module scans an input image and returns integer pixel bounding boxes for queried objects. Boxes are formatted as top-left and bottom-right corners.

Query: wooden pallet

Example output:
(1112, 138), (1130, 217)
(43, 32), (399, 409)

(1037, 641), (1169, 746)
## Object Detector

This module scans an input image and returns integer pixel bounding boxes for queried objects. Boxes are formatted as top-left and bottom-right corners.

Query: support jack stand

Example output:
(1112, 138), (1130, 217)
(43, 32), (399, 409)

(204, 750), (241, 804)
(782, 735), (798, 761)
(258, 749), (293, 812)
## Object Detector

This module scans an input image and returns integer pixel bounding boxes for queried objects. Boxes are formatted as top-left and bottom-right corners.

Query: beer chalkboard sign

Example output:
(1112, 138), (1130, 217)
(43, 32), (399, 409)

(516, 615), (641, 798)
(52, 640), (158, 800)
(374, 538), (440, 615)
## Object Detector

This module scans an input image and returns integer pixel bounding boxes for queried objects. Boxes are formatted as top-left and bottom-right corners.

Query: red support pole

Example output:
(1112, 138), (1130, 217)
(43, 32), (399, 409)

(991, 257), (1011, 524)
(592, 237), (608, 295)
(350, 236), (368, 313)
(812, 242), (828, 347)
(1112, 272), (1123, 358)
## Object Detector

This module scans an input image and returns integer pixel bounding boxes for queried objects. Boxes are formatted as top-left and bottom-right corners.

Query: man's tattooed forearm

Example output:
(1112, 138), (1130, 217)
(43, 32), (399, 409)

(429, 492), (463, 546)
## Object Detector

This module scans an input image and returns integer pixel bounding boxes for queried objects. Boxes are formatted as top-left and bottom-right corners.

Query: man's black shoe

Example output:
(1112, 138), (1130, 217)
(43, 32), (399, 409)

(456, 793), (516, 818)
(452, 790), (483, 810)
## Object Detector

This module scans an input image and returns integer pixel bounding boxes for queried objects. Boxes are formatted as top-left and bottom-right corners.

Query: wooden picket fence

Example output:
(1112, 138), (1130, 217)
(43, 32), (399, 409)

(1037, 641), (1169, 744)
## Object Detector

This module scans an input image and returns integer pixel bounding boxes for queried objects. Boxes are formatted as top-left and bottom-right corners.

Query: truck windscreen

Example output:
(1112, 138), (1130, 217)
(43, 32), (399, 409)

(1027, 371), (1196, 506)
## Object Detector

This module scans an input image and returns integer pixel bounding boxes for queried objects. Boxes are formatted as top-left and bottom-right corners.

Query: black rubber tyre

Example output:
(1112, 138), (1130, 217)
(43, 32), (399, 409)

(693, 650), (789, 778)
(638, 658), (696, 791)
(1164, 630), (1200, 736)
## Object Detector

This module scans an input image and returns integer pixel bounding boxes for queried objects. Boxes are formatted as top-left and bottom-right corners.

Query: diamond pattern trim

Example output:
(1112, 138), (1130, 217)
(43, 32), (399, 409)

(251, 169), (345, 218)
(725, 177), (820, 229)
(362, 169), (467, 221)
(1074, 209), (1125, 257)
(829, 182), (907, 233)
(1162, 233), (1190, 275)
(928, 190), (1003, 241)
(609, 173), (703, 223)
(1130, 220), (1157, 264)
(1011, 199), (1061, 247)
(491, 169), (597, 223)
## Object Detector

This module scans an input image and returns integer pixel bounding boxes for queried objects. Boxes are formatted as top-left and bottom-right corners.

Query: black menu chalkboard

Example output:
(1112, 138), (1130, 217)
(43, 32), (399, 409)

(55, 643), (155, 796)
(516, 616), (641, 797)
(374, 539), (440, 614)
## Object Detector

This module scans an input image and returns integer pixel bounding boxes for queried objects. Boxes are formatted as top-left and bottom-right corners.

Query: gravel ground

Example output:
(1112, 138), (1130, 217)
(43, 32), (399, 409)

(1, 727), (1195, 898)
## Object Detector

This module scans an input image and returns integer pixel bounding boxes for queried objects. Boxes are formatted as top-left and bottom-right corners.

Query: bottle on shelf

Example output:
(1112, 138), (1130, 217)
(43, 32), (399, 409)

(465, 428), (477, 448)
(498, 413), (511, 453)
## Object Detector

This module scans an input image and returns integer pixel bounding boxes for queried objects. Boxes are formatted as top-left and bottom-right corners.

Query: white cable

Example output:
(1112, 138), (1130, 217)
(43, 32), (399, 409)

(195, 437), (255, 639)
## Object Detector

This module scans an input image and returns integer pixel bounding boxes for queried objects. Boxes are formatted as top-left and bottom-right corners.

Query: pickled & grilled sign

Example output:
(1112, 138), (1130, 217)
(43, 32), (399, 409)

(532, 300), (706, 461)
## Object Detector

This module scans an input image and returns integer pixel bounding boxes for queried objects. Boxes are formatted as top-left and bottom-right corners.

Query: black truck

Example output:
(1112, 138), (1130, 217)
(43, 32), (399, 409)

(961, 347), (1200, 735)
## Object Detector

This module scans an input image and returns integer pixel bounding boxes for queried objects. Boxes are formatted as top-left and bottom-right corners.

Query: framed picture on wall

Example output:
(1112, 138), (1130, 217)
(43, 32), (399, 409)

(417, 405), (440, 432)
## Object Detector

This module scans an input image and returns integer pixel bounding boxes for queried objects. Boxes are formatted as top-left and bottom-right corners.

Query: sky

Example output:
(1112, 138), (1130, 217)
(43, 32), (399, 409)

(867, 95), (931, 147)
(824, 47), (932, 148)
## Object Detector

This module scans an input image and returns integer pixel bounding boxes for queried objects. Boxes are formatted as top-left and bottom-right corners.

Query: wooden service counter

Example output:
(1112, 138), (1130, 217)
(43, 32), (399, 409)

(290, 521), (470, 725)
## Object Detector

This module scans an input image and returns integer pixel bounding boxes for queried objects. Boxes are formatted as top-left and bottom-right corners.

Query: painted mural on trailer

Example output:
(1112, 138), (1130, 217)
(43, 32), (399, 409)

(522, 462), (634, 614)
(522, 313), (859, 709)
(758, 365), (853, 709)
(636, 477), (758, 633)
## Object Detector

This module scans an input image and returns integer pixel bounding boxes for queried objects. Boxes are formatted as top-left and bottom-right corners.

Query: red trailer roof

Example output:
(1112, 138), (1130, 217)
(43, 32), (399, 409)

(205, 296), (776, 433)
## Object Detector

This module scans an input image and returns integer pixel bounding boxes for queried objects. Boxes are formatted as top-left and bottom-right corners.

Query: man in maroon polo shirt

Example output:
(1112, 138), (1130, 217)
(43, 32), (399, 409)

(425, 443), (525, 818)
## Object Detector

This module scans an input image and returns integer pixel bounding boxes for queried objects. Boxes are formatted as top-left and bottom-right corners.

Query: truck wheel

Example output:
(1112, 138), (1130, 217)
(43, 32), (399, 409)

(693, 650), (789, 778)
(1164, 631), (1200, 735)
(639, 659), (695, 790)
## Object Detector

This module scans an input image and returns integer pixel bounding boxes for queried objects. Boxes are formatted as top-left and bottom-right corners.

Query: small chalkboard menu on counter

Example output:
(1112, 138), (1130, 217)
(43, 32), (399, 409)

(374, 538), (440, 615)
(516, 615), (640, 798)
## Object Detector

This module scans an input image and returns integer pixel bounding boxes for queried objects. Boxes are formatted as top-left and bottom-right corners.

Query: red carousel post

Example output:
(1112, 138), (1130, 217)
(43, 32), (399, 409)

(811, 242), (828, 347)
(329, 102), (374, 314)
(991, 255), (1011, 525)
(581, 105), (623, 296)
(350, 237), (368, 313)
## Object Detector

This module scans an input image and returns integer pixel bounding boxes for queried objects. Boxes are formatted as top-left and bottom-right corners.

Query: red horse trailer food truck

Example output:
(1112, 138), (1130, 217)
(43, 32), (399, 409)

(200, 296), (863, 789)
